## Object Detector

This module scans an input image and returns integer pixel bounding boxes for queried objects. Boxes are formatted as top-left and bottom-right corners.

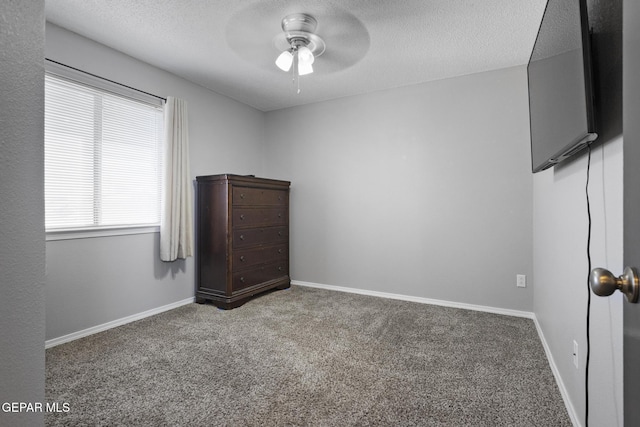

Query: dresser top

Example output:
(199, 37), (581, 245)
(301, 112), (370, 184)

(196, 174), (290, 187)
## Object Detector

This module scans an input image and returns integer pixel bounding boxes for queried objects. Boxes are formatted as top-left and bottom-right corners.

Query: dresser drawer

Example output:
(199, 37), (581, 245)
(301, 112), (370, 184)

(233, 187), (287, 206)
(233, 207), (287, 227)
(233, 226), (288, 248)
(232, 262), (289, 292)
(232, 244), (288, 271)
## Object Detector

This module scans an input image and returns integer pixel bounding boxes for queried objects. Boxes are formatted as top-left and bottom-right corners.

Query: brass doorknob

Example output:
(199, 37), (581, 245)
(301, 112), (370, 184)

(589, 267), (639, 303)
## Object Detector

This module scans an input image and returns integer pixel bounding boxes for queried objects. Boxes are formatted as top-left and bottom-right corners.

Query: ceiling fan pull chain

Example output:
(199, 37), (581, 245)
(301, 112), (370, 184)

(293, 48), (301, 94)
(292, 47), (297, 85)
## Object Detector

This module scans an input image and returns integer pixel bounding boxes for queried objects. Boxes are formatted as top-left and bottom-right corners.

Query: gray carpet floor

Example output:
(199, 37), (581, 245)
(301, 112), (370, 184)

(46, 285), (571, 426)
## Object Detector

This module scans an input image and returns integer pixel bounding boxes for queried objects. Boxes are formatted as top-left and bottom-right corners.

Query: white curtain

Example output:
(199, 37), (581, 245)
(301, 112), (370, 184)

(160, 97), (193, 261)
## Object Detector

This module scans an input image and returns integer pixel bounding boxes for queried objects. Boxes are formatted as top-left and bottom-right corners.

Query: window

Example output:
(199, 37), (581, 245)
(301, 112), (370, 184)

(44, 65), (164, 233)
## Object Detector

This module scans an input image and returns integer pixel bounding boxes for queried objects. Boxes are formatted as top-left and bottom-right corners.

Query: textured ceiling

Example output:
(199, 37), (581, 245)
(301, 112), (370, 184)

(45, 0), (548, 111)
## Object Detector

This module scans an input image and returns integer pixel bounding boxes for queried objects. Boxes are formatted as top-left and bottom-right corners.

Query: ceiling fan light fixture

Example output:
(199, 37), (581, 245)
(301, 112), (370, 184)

(298, 60), (313, 76)
(274, 13), (325, 92)
(297, 46), (314, 65)
(275, 49), (294, 72)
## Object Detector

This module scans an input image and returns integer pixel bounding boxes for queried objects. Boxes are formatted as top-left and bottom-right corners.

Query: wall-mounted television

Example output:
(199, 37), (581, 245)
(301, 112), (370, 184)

(528, 0), (597, 173)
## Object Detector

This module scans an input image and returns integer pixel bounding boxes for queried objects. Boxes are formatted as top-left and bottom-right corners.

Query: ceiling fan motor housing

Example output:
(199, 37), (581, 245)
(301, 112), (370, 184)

(280, 13), (325, 57)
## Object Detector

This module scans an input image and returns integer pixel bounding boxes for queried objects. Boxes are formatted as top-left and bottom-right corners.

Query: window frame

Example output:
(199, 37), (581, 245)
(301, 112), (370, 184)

(44, 61), (165, 241)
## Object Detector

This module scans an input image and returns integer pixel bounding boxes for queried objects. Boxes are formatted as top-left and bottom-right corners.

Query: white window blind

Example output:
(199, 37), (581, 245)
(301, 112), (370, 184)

(45, 68), (164, 231)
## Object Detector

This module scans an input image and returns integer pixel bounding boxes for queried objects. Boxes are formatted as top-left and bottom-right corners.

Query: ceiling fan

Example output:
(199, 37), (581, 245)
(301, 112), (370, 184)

(225, 3), (370, 94)
(273, 13), (326, 92)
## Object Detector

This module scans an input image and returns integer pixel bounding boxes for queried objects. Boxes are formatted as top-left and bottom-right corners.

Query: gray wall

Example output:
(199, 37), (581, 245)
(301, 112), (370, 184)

(264, 66), (534, 312)
(45, 24), (266, 340)
(533, 0), (624, 425)
(0, 2), (46, 426)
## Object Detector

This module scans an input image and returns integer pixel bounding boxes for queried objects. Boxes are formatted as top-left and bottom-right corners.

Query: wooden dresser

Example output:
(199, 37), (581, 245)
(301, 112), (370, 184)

(195, 174), (291, 309)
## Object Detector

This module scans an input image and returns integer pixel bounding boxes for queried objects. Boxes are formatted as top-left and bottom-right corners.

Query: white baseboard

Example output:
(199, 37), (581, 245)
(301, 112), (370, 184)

(532, 316), (581, 427)
(45, 297), (195, 349)
(292, 280), (535, 319)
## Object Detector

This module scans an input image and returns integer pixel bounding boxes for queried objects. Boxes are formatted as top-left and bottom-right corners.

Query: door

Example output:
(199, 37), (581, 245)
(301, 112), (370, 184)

(623, 0), (640, 424)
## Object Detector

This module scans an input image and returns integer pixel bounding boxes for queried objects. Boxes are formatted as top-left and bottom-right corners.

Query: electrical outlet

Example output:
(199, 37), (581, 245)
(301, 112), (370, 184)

(516, 274), (526, 288)
(573, 340), (579, 369)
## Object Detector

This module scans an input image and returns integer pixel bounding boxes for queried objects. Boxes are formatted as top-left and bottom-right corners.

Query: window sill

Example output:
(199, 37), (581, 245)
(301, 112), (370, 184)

(46, 225), (160, 241)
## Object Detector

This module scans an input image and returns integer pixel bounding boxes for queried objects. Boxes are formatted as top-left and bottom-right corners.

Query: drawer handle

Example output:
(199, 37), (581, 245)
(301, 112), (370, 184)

(240, 277), (245, 283)
(239, 234), (244, 240)
(278, 231), (282, 237)
(240, 256), (245, 262)
(278, 249), (283, 254)
(240, 193), (245, 199)
(278, 266), (283, 271)
(278, 213), (282, 218)
(240, 214), (245, 220)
